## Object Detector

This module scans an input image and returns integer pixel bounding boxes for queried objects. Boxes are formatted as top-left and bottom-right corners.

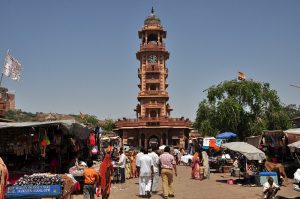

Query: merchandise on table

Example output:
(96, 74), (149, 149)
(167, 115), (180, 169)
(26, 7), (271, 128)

(14, 173), (63, 186)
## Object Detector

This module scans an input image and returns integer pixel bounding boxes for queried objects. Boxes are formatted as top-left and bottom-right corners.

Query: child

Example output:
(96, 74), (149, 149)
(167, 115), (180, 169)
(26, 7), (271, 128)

(83, 159), (98, 199)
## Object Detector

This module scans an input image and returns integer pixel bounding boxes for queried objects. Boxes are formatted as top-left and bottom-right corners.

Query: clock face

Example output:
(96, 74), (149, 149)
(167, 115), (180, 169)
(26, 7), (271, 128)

(148, 54), (157, 63)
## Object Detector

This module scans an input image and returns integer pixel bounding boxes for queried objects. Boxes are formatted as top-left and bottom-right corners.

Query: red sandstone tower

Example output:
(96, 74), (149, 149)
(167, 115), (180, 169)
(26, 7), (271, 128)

(115, 8), (191, 149)
(135, 8), (172, 120)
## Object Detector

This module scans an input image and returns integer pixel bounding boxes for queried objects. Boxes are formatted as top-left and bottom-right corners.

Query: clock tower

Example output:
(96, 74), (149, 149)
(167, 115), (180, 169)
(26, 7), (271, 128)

(115, 8), (192, 149)
(135, 7), (172, 119)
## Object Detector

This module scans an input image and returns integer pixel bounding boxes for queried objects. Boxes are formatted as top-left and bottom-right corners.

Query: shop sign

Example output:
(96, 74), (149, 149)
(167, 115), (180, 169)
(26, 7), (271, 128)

(5, 185), (61, 198)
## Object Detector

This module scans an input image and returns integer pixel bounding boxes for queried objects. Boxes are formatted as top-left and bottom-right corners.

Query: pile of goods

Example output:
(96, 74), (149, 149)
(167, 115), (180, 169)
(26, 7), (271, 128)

(14, 173), (64, 186)
(69, 160), (86, 177)
(294, 169), (300, 191)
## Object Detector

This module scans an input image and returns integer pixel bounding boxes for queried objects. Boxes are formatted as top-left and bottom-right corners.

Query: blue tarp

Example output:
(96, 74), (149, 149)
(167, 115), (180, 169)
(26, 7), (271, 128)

(216, 132), (237, 139)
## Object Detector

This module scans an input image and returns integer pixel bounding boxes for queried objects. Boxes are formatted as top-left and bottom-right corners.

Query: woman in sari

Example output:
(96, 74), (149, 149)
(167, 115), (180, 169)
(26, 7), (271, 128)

(191, 152), (200, 179)
(125, 152), (132, 179)
(97, 154), (114, 199)
(131, 151), (137, 178)
(201, 150), (210, 179)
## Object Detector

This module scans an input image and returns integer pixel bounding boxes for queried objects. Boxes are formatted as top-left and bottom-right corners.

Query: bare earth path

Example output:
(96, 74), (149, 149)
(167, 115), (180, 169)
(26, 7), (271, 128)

(73, 165), (299, 199)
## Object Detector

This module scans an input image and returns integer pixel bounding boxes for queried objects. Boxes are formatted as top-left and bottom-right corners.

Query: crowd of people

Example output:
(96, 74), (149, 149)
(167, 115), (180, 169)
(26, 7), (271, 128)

(0, 140), (286, 199)
(81, 145), (178, 199)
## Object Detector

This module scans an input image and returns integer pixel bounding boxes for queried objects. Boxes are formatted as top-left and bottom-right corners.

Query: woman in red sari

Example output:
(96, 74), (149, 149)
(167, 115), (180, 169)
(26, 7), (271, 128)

(191, 152), (200, 180)
(97, 154), (114, 199)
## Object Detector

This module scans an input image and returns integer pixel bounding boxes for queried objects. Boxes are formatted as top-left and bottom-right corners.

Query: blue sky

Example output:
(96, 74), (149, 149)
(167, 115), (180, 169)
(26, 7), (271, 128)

(0, 0), (299, 121)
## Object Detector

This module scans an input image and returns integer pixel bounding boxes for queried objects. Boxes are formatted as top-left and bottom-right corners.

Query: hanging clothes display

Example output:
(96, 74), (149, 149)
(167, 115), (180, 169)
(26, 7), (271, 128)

(89, 133), (96, 146)
(216, 139), (223, 147)
(202, 138), (210, 150)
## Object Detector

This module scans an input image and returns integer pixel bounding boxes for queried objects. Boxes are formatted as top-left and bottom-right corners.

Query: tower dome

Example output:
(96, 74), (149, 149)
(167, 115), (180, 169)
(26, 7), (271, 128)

(144, 7), (161, 25)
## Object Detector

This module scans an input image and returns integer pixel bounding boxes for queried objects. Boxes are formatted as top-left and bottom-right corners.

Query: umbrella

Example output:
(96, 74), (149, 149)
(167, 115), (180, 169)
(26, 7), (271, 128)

(159, 145), (166, 150)
(221, 142), (266, 161)
(216, 132), (237, 139)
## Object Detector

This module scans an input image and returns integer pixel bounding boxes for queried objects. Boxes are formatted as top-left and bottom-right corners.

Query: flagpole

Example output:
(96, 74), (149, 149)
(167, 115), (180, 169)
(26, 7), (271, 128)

(0, 73), (3, 87)
(1, 50), (8, 88)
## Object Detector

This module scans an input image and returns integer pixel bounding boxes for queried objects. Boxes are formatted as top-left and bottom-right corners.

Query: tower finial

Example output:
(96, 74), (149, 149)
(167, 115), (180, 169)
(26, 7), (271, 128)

(151, 7), (155, 15)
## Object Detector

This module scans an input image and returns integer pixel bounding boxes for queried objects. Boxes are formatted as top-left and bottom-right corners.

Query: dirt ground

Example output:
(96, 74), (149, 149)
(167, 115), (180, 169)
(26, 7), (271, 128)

(72, 165), (299, 199)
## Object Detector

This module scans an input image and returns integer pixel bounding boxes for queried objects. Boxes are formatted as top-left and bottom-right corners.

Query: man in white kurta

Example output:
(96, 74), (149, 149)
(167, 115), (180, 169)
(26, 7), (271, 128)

(136, 148), (145, 172)
(137, 150), (154, 197)
(148, 148), (159, 193)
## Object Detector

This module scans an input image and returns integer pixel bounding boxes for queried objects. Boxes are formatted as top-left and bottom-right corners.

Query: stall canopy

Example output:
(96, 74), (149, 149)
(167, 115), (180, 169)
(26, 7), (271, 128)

(0, 120), (90, 139)
(284, 128), (300, 144)
(221, 142), (266, 161)
(288, 141), (300, 152)
(216, 132), (237, 139)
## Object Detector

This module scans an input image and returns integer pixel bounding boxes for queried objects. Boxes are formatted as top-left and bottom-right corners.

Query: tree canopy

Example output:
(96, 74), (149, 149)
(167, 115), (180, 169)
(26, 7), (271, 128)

(193, 79), (292, 139)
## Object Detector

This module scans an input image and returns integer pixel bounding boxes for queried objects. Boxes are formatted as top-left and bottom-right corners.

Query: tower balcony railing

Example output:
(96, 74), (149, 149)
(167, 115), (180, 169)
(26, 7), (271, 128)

(140, 42), (166, 51)
(143, 103), (163, 108)
(145, 65), (160, 72)
(138, 90), (168, 96)
(116, 116), (192, 128)
(145, 79), (160, 83)
(138, 90), (168, 97)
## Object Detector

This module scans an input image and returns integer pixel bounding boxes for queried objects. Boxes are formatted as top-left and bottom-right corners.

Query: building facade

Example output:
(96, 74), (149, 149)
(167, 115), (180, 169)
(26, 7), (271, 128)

(115, 9), (192, 149)
(0, 87), (15, 117)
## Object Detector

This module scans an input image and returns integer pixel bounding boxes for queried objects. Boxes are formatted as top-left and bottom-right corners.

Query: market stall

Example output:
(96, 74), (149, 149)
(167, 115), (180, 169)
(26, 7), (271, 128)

(261, 130), (288, 163)
(0, 120), (89, 193)
(221, 142), (268, 185)
(288, 140), (300, 164)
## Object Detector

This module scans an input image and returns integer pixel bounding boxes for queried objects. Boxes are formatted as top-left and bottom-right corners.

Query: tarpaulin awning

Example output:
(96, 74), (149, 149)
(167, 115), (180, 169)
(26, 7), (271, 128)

(221, 142), (266, 161)
(284, 128), (300, 135)
(288, 141), (300, 153)
(0, 120), (90, 139)
(216, 132), (237, 139)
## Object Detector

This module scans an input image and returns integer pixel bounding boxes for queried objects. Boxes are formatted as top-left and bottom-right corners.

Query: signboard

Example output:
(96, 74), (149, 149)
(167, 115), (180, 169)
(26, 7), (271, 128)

(5, 185), (61, 198)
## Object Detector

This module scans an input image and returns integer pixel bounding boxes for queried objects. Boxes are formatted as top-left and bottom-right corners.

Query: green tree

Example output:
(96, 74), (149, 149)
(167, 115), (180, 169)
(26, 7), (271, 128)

(100, 119), (116, 132)
(194, 79), (292, 140)
(284, 104), (300, 118)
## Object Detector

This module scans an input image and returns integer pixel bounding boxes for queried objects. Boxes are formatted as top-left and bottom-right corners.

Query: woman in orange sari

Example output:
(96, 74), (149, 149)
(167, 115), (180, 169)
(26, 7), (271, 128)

(131, 151), (137, 178)
(97, 154), (114, 199)
(191, 152), (200, 180)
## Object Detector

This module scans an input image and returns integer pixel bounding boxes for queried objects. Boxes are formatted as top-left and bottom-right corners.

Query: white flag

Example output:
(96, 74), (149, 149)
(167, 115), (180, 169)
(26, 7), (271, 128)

(3, 50), (22, 81)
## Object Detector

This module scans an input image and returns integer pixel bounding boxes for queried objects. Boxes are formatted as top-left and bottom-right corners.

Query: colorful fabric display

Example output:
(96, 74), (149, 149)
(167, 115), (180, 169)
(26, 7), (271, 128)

(209, 139), (219, 150)
(202, 138), (210, 149)
(89, 133), (96, 145)
(216, 139), (223, 147)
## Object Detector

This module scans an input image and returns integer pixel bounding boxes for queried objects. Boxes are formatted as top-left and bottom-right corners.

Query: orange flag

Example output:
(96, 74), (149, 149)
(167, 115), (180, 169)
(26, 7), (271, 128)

(238, 71), (246, 80)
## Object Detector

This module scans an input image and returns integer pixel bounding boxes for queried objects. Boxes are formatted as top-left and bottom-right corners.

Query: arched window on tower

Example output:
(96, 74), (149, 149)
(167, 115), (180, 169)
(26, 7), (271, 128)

(148, 34), (158, 44)
(150, 110), (156, 118)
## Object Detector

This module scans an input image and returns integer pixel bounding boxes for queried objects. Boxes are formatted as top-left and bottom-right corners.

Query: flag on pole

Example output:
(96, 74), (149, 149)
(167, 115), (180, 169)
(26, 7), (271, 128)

(3, 50), (22, 81)
(238, 71), (246, 80)
(80, 112), (88, 124)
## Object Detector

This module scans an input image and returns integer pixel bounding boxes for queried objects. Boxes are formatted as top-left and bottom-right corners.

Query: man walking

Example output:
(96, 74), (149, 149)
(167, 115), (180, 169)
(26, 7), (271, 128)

(159, 146), (177, 199)
(137, 149), (154, 198)
(136, 148), (145, 171)
(148, 147), (159, 193)
(83, 159), (98, 199)
(118, 149), (127, 183)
